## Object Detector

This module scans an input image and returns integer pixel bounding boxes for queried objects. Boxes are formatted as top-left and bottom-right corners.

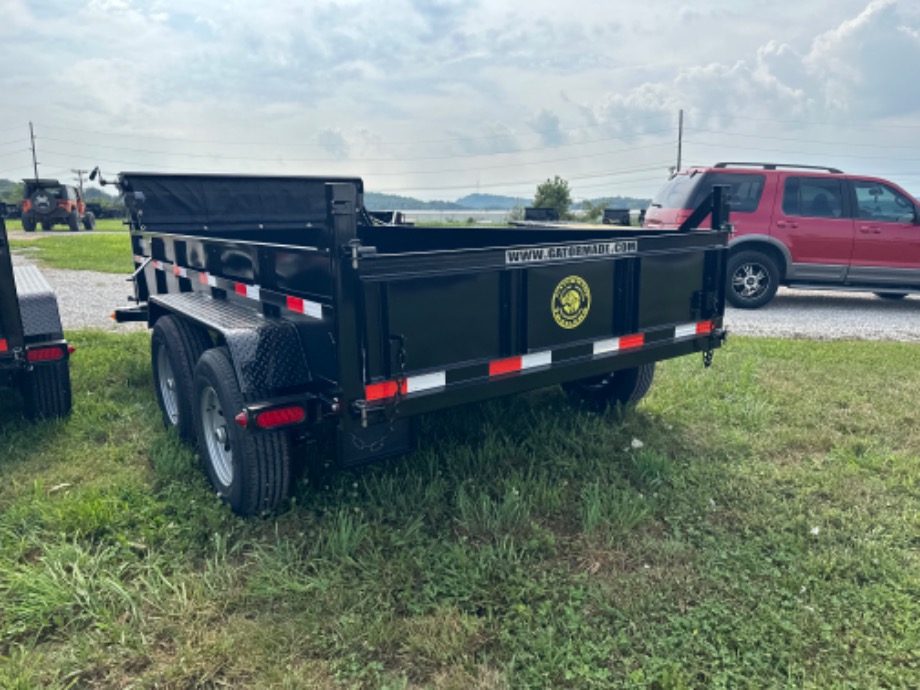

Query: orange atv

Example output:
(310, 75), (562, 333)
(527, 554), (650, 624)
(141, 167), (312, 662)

(20, 179), (96, 232)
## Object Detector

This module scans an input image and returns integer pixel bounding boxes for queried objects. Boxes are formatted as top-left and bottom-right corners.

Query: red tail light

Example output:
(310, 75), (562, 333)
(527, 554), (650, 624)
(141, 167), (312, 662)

(27, 346), (66, 362)
(21, 200), (31, 212)
(0, 339), (8, 353)
(255, 406), (306, 429)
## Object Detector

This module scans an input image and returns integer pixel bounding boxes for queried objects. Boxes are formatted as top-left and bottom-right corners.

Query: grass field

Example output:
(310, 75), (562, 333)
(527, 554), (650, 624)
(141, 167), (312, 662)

(0, 333), (917, 688)
(9, 233), (133, 274)
(4, 218), (128, 233)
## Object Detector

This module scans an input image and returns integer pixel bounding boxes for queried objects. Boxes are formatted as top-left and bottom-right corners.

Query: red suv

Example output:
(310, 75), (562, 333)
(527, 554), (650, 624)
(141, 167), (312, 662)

(644, 162), (920, 308)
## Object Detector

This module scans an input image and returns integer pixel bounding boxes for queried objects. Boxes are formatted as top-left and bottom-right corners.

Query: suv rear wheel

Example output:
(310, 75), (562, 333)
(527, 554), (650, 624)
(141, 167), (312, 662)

(67, 211), (80, 232)
(726, 250), (780, 309)
(21, 214), (36, 232)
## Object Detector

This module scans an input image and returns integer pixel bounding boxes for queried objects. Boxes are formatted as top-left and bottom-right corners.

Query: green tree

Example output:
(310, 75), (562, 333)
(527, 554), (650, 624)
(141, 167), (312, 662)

(533, 175), (572, 219)
(580, 197), (614, 223)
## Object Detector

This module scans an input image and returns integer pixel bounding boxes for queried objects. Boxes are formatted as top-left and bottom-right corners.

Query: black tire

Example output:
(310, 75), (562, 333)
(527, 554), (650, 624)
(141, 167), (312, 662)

(726, 250), (780, 309)
(193, 347), (291, 516)
(21, 213), (36, 232)
(83, 212), (96, 231)
(151, 315), (212, 443)
(67, 210), (80, 232)
(22, 359), (72, 421)
(875, 292), (907, 300)
(563, 363), (656, 411)
(41, 220), (53, 232)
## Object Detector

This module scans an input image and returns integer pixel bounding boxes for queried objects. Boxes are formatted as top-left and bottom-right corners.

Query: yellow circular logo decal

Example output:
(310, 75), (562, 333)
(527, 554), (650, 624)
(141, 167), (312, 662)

(552, 275), (591, 329)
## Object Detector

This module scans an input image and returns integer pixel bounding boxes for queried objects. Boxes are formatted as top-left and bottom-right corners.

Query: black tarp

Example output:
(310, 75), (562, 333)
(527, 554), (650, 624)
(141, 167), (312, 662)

(120, 173), (365, 230)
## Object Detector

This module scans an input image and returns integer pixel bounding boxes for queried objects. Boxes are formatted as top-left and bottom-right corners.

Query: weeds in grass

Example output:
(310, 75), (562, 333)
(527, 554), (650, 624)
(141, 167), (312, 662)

(1, 333), (918, 687)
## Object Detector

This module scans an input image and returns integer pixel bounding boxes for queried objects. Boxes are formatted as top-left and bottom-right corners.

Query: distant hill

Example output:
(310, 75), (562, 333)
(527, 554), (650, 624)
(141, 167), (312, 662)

(455, 193), (530, 210)
(364, 192), (464, 211)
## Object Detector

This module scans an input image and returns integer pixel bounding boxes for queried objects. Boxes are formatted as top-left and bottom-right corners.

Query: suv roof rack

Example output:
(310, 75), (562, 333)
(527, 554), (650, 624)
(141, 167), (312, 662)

(713, 162), (844, 174)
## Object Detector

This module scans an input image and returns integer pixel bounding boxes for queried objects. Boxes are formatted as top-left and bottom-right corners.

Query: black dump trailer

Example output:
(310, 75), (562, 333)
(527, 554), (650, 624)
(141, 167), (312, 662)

(111, 172), (730, 515)
(0, 214), (73, 421)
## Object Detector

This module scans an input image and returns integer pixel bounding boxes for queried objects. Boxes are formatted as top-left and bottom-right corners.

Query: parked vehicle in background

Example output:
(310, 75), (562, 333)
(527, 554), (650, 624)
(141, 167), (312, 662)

(0, 209), (73, 420)
(20, 179), (96, 232)
(106, 170), (730, 516)
(645, 162), (920, 308)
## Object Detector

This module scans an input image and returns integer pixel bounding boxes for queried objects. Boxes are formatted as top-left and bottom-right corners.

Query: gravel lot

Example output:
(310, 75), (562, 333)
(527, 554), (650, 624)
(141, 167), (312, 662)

(12, 253), (143, 332)
(10, 252), (920, 341)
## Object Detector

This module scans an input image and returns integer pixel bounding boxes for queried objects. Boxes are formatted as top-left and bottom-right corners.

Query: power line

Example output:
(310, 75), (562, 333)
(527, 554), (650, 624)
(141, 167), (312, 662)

(686, 127), (920, 151)
(34, 113), (675, 148)
(38, 129), (677, 164)
(684, 139), (920, 163)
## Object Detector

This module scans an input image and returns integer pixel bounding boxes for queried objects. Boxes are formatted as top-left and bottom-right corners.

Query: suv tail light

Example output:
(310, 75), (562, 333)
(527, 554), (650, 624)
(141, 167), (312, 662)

(27, 346), (67, 362)
(22, 200), (31, 212)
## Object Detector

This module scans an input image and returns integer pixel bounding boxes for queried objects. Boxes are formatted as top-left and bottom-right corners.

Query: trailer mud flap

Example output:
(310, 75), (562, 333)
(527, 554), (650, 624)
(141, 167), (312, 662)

(339, 417), (412, 466)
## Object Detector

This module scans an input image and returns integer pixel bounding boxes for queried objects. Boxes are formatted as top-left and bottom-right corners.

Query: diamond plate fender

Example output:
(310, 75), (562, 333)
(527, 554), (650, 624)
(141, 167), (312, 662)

(150, 292), (311, 394)
(13, 266), (64, 340)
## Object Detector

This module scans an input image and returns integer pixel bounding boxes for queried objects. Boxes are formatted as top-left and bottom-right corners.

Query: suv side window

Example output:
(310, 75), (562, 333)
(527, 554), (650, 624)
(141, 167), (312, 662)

(690, 173), (765, 213)
(853, 181), (916, 223)
(782, 177), (845, 218)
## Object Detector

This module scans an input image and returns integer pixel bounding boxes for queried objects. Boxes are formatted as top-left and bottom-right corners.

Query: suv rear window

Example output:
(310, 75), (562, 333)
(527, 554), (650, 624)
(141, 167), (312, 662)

(650, 173), (701, 209)
(651, 171), (765, 212)
(688, 173), (765, 213)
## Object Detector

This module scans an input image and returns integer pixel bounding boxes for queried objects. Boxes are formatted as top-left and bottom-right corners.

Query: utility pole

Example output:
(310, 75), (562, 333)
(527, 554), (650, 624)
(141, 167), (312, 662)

(676, 109), (683, 172)
(29, 121), (39, 180)
(72, 169), (88, 196)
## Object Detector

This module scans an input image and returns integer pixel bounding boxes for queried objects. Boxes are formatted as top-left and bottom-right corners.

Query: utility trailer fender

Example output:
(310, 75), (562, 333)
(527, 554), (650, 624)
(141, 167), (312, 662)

(108, 170), (730, 516)
(0, 215), (73, 421)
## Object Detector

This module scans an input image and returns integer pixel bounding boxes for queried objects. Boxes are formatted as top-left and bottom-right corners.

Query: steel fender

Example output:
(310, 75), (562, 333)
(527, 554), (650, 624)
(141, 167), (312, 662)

(150, 293), (311, 394)
(13, 266), (65, 339)
(727, 234), (791, 273)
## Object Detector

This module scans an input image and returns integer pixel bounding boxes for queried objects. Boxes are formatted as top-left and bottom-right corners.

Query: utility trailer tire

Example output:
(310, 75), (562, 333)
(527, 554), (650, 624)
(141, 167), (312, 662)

(151, 315), (212, 443)
(563, 363), (656, 411)
(22, 359), (72, 421)
(193, 347), (291, 516)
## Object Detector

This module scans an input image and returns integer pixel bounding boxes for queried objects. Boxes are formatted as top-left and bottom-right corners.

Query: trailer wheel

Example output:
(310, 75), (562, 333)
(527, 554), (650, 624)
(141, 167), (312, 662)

(193, 347), (291, 516)
(563, 363), (655, 411)
(22, 359), (73, 421)
(151, 315), (212, 443)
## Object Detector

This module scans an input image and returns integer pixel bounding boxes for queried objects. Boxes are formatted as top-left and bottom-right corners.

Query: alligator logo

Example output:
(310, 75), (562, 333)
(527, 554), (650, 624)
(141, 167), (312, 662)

(552, 275), (591, 329)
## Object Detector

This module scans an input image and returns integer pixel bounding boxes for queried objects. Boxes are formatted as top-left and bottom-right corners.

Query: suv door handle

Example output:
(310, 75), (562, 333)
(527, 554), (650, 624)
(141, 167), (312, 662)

(859, 225), (881, 234)
(775, 220), (798, 229)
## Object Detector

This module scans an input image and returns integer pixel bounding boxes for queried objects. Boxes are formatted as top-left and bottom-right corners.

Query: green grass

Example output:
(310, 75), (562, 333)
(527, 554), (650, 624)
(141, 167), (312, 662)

(9, 233), (133, 273)
(0, 334), (918, 688)
(5, 218), (128, 233)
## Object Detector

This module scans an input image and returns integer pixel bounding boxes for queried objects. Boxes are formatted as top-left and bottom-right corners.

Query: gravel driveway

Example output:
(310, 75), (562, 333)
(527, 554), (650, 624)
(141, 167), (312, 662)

(10, 252), (920, 341)
(12, 253), (143, 332)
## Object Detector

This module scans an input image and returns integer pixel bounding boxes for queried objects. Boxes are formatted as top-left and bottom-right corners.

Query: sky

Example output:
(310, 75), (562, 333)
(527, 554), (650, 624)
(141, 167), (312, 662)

(2, 0), (920, 202)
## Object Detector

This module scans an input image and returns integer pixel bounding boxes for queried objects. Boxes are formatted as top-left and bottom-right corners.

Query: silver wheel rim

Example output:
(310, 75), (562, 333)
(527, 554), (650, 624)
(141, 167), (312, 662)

(157, 347), (179, 425)
(201, 385), (233, 487)
(732, 263), (769, 300)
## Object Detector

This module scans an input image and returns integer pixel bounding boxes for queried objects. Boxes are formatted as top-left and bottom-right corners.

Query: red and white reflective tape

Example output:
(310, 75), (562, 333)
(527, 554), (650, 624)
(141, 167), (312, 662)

(198, 272), (218, 287)
(675, 320), (713, 339)
(234, 282), (261, 301)
(593, 333), (645, 356)
(172, 265), (188, 278)
(365, 370), (446, 401)
(286, 296), (323, 320)
(489, 350), (552, 377)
